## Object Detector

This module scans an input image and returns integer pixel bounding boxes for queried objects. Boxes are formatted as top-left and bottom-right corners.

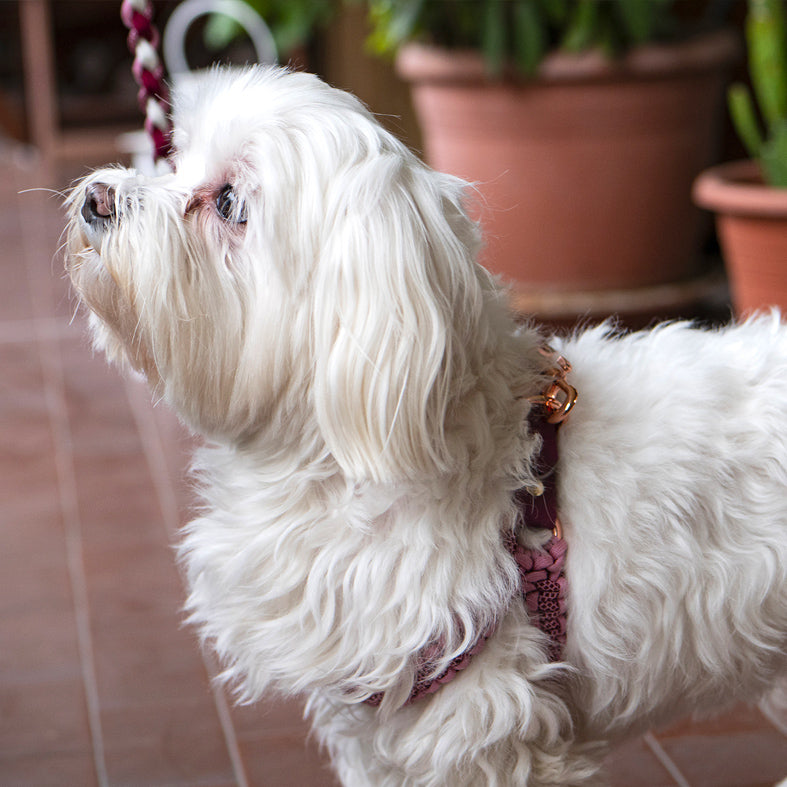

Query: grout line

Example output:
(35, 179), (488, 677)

(204, 650), (252, 787)
(643, 731), (691, 787)
(46, 378), (108, 787)
(123, 375), (250, 787)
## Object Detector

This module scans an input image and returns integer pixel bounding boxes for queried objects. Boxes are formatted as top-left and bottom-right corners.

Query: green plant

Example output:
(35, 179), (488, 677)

(366, 0), (676, 76)
(205, 0), (338, 59)
(728, 0), (787, 187)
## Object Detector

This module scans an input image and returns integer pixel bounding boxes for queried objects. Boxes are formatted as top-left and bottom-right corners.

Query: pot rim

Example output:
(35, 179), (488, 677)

(693, 160), (787, 218)
(395, 28), (739, 86)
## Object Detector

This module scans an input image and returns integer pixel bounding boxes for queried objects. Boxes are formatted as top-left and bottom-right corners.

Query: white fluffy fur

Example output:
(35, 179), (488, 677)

(66, 66), (787, 785)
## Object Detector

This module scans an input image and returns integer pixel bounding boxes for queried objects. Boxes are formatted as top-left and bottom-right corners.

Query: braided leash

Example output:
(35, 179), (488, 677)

(508, 533), (568, 663)
(120, 0), (173, 164)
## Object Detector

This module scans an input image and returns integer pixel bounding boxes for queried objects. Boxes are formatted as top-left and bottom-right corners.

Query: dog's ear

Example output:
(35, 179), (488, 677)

(312, 154), (483, 483)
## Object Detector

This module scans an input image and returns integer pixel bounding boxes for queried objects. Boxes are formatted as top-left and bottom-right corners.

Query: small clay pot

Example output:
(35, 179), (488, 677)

(694, 159), (787, 316)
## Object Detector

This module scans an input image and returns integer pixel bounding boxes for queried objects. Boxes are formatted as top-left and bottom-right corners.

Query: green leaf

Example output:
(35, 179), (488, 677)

(615, 0), (655, 45)
(729, 82), (765, 160)
(561, 0), (599, 52)
(483, 0), (507, 77)
(761, 121), (787, 187)
(384, 0), (425, 49)
(513, 0), (547, 75)
(537, 0), (567, 26)
(367, 0), (425, 55)
(747, 0), (787, 130)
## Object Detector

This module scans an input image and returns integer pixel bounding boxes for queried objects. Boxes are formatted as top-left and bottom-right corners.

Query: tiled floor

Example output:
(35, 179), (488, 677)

(1, 143), (786, 786)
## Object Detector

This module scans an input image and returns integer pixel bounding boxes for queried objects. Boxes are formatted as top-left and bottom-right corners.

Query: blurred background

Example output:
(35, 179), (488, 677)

(2, 1), (787, 785)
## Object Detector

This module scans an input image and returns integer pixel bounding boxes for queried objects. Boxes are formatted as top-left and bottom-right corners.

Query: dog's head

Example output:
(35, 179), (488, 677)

(66, 67), (514, 482)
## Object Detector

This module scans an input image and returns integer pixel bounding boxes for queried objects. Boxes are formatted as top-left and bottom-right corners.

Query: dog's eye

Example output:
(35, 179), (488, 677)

(216, 184), (247, 224)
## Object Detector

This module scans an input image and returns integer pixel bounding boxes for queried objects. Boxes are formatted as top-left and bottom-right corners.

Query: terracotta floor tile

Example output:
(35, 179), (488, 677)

(74, 469), (172, 545)
(657, 702), (781, 738)
(658, 727), (787, 787)
(101, 699), (236, 786)
(17, 200), (73, 323)
(90, 614), (208, 707)
(82, 537), (183, 602)
(0, 749), (99, 787)
(602, 735), (681, 787)
(0, 465), (63, 545)
(0, 530), (72, 612)
(0, 206), (24, 237)
(0, 602), (81, 682)
(230, 695), (313, 737)
(0, 487), (62, 546)
(0, 675), (92, 756)
(124, 375), (198, 522)
(237, 731), (340, 787)
(653, 704), (787, 786)
(100, 694), (223, 745)
(64, 393), (146, 466)
(62, 385), (171, 548)
(102, 747), (232, 787)
(0, 245), (35, 323)
(0, 345), (57, 496)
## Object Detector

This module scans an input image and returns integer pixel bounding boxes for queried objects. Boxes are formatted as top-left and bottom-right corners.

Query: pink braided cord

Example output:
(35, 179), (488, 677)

(510, 534), (568, 662)
(365, 630), (493, 707)
(120, 0), (173, 162)
(364, 534), (568, 707)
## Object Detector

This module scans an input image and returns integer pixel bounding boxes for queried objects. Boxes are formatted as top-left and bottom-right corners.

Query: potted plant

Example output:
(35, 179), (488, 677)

(693, 0), (787, 316)
(367, 0), (739, 313)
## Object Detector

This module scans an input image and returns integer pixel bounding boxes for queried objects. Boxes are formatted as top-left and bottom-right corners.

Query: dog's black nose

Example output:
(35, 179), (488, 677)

(81, 183), (116, 224)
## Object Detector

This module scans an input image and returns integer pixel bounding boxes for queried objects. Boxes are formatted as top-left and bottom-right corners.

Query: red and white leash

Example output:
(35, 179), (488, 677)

(120, 0), (173, 165)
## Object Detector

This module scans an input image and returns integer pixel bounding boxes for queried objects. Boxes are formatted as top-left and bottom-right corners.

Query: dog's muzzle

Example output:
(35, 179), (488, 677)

(81, 183), (116, 226)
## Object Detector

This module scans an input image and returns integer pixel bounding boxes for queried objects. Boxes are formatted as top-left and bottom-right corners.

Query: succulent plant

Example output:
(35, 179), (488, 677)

(728, 0), (787, 187)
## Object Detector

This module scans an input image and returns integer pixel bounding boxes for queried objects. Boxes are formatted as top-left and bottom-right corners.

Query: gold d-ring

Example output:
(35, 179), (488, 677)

(530, 379), (578, 424)
(529, 346), (578, 424)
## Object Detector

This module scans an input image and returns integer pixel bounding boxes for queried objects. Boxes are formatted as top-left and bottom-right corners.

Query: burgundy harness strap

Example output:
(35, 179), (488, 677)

(509, 416), (569, 663)
(363, 413), (569, 708)
(515, 417), (560, 533)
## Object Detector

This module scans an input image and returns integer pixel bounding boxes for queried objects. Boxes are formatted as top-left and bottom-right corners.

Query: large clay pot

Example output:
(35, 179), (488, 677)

(396, 31), (738, 296)
(694, 159), (787, 316)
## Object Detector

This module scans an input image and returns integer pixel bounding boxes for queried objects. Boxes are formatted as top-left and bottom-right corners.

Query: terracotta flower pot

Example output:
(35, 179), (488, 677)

(694, 159), (787, 316)
(396, 31), (738, 296)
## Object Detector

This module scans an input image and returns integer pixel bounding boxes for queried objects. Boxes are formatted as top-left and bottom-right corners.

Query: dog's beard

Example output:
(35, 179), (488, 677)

(65, 168), (277, 439)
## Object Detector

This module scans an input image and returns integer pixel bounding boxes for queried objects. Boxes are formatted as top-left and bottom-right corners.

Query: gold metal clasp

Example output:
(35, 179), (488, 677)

(540, 378), (578, 424)
(529, 347), (578, 424)
(548, 353), (572, 377)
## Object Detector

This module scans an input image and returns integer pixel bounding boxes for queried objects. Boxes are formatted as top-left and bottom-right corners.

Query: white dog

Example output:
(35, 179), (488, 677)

(66, 66), (786, 785)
